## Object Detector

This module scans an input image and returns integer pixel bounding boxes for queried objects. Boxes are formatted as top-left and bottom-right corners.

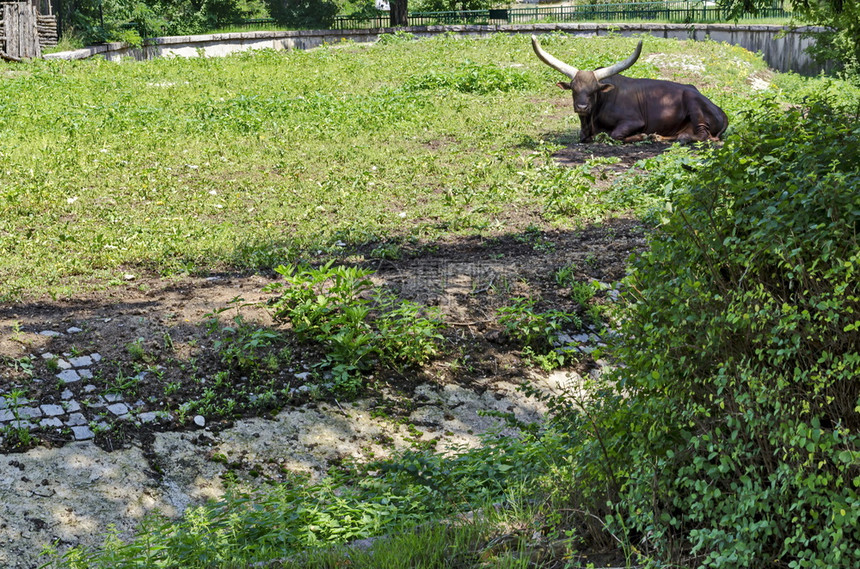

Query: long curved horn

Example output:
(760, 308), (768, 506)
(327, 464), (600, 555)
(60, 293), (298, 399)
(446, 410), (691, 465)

(594, 40), (643, 80)
(531, 35), (579, 79)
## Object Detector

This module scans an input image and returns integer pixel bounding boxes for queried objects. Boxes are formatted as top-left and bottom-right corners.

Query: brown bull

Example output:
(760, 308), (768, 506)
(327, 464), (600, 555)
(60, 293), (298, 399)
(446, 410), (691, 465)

(532, 36), (728, 143)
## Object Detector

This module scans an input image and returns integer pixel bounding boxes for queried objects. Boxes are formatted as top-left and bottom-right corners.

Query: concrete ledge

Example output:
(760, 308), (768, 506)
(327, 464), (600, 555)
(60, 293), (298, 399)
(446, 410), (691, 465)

(43, 23), (829, 74)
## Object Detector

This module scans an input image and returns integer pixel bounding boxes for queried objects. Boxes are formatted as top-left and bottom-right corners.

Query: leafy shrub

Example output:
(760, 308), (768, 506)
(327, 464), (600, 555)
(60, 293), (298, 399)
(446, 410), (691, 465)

(497, 296), (580, 354)
(265, 262), (443, 394)
(265, 0), (338, 28)
(375, 30), (416, 44)
(404, 61), (534, 94)
(586, 96), (860, 567)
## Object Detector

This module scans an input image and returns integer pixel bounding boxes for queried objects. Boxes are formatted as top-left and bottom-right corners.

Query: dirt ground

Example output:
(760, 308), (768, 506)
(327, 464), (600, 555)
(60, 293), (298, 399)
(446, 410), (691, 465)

(0, 141), (664, 568)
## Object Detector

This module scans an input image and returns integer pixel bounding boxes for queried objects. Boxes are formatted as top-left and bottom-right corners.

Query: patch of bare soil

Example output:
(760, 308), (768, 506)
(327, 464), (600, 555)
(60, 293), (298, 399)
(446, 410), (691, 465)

(0, 141), (658, 568)
(554, 140), (674, 171)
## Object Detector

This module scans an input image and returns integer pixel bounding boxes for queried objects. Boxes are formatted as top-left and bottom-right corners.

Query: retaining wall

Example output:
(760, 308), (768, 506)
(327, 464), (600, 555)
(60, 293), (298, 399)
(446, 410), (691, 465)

(43, 22), (828, 75)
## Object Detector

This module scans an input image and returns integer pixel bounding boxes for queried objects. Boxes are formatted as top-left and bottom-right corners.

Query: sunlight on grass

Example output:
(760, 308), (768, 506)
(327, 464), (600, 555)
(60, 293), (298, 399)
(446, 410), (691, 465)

(0, 34), (766, 300)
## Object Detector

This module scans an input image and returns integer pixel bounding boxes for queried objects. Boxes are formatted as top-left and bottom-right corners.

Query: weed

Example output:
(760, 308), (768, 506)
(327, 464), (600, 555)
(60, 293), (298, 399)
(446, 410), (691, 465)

(4, 389), (28, 422)
(265, 262), (443, 397)
(104, 370), (140, 397)
(10, 320), (28, 345)
(126, 339), (148, 362)
(45, 357), (61, 373)
(210, 315), (285, 375)
(569, 279), (600, 309)
(2, 425), (34, 450)
(554, 263), (578, 288)
(497, 296), (580, 354)
(3, 356), (35, 378)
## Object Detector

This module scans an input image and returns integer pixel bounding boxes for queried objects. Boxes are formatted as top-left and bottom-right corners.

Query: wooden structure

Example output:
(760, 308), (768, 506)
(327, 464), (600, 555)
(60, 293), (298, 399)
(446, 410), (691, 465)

(1, 1), (57, 61)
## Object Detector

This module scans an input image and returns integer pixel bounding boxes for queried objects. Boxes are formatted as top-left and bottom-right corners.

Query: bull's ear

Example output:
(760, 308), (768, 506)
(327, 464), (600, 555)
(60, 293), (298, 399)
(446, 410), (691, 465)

(599, 83), (615, 93)
(557, 81), (572, 90)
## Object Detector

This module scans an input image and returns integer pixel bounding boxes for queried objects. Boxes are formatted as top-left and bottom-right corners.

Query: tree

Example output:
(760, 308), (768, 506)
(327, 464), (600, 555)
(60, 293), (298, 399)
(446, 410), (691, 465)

(389, 0), (406, 26)
(410, 0), (493, 11)
(720, 0), (860, 78)
(265, 0), (338, 27)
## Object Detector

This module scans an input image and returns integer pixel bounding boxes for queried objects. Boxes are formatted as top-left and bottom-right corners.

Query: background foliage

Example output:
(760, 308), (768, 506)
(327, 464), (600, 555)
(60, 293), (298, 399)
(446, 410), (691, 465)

(720, 0), (860, 79)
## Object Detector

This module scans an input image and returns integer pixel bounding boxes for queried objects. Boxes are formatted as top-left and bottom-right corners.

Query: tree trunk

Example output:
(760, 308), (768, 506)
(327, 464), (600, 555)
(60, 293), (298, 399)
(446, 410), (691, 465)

(389, 0), (407, 26)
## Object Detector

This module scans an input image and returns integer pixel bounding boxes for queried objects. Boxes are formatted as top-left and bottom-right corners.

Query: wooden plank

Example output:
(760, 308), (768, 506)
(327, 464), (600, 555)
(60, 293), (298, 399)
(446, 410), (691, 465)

(21, 3), (39, 57)
(8, 3), (20, 58)
(3, 2), (40, 59)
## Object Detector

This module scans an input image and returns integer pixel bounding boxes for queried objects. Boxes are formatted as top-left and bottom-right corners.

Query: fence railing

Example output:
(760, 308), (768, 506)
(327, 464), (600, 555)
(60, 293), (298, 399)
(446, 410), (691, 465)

(330, 1), (790, 30)
(127, 1), (791, 38)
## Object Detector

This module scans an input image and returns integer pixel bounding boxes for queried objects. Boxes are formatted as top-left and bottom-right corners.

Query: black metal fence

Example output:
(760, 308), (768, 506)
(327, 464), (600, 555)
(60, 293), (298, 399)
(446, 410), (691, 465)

(135, 1), (791, 37)
(329, 1), (790, 30)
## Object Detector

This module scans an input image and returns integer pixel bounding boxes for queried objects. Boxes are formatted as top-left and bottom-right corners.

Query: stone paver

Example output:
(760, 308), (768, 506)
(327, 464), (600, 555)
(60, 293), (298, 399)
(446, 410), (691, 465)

(71, 426), (94, 440)
(57, 370), (81, 383)
(68, 356), (93, 368)
(1, 346), (171, 449)
(107, 403), (130, 416)
(18, 407), (42, 419)
(65, 413), (88, 426)
(40, 404), (65, 417)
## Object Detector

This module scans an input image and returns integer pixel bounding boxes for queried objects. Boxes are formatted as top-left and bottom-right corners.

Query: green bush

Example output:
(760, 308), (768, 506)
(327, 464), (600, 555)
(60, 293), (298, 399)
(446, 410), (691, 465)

(265, 262), (443, 395)
(264, 0), (338, 28)
(404, 60), (534, 94)
(590, 96), (860, 566)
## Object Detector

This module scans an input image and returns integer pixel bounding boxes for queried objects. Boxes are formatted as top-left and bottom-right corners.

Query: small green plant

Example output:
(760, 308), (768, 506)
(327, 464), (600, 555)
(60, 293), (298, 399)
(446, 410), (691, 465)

(3, 356), (35, 377)
(104, 370), (140, 396)
(265, 262), (443, 396)
(568, 279), (600, 309)
(210, 315), (285, 375)
(2, 425), (34, 450)
(10, 320), (28, 345)
(554, 263), (578, 288)
(44, 357), (61, 373)
(497, 297), (580, 354)
(4, 389), (27, 423)
(521, 345), (569, 371)
(126, 338), (147, 362)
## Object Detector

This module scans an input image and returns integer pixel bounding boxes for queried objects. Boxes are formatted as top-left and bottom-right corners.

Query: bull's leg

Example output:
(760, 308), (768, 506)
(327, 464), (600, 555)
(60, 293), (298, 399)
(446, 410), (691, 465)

(622, 133), (651, 143)
(578, 116), (594, 143)
(610, 120), (646, 142)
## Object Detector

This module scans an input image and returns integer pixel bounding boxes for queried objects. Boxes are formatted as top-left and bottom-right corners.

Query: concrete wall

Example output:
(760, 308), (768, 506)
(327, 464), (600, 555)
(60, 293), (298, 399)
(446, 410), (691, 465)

(44, 22), (828, 75)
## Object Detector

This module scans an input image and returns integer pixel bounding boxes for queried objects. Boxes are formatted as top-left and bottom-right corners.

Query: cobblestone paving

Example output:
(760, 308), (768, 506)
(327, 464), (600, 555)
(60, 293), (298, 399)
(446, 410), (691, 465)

(0, 328), (171, 447)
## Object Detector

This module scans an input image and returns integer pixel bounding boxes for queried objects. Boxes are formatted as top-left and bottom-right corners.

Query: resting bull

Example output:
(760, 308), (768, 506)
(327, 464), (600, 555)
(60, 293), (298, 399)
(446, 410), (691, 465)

(531, 36), (728, 143)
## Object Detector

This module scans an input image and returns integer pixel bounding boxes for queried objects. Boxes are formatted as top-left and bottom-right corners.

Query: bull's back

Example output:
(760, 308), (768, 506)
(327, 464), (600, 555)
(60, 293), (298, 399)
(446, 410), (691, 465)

(602, 76), (727, 139)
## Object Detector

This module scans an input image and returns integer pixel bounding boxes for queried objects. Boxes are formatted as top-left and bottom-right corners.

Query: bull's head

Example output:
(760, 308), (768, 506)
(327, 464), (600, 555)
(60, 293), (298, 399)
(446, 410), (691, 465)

(531, 36), (643, 116)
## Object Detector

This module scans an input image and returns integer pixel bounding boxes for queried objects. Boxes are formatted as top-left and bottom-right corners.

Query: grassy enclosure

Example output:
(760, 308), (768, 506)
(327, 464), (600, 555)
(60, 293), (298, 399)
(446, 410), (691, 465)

(1, 33), (762, 301)
(4, 32), (859, 569)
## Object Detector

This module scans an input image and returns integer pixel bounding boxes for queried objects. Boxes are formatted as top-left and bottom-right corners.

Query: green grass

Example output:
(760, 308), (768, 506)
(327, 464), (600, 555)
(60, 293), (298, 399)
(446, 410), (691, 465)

(1, 33), (765, 301)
